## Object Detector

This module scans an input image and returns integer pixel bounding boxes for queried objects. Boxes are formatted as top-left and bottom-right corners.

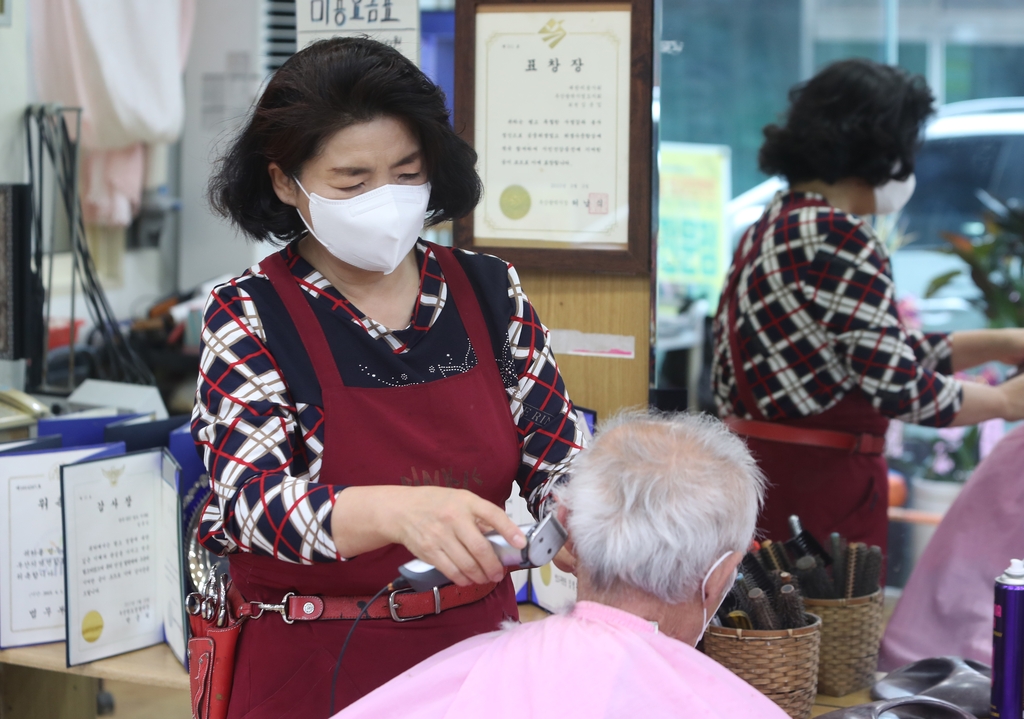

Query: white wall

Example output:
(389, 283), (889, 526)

(178, 0), (268, 290)
(0, 0), (29, 183)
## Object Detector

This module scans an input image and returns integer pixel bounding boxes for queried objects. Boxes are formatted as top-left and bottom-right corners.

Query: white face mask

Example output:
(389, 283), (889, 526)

(873, 173), (916, 215)
(698, 550), (736, 646)
(294, 179), (431, 275)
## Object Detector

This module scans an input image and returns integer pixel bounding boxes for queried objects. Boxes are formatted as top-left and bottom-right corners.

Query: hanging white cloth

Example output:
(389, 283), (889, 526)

(32, 0), (195, 225)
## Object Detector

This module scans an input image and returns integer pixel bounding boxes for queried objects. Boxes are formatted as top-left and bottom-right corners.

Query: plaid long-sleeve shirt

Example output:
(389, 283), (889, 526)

(712, 191), (963, 426)
(192, 241), (587, 564)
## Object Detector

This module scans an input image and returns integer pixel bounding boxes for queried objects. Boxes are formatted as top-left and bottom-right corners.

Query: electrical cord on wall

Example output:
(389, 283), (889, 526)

(24, 106), (155, 386)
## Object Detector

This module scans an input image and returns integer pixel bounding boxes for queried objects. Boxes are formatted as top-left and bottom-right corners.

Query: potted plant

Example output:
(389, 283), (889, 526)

(925, 192), (1024, 329)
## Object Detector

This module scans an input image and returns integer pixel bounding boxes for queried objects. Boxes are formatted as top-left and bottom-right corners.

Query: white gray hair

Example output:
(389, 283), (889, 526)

(555, 410), (765, 604)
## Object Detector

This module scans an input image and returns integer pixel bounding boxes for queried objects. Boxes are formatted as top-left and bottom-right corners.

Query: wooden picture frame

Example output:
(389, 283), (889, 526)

(453, 0), (653, 274)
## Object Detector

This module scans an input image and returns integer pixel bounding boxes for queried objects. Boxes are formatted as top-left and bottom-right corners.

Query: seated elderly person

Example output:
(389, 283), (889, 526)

(334, 411), (786, 719)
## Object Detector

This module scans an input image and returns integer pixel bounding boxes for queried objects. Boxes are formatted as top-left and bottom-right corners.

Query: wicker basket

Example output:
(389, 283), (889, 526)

(805, 590), (885, 697)
(704, 614), (822, 719)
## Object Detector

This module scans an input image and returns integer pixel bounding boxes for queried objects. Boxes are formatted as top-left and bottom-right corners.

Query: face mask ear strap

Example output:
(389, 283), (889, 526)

(292, 176), (312, 200)
(701, 550), (734, 604)
(697, 550), (735, 646)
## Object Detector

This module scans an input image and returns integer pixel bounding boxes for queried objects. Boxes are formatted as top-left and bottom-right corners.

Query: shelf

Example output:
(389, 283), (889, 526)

(0, 641), (188, 691)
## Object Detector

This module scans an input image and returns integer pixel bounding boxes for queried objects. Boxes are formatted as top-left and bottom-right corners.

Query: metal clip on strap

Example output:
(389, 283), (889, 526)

(249, 592), (295, 623)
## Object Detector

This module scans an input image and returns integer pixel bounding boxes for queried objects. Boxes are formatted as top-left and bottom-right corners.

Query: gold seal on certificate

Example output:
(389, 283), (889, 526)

(499, 185), (532, 220)
(474, 6), (632, 248)
(81, 610), (104, 643)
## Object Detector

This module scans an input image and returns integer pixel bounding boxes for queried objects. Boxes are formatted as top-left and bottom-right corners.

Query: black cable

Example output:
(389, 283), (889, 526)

(24, 106), (156, 386)
(328, 580), (403, 716)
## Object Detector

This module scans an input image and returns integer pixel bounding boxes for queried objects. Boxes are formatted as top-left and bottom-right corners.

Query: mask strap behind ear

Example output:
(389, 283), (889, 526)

(697, 550), (735, 647)
(293, 177), (312, 200)
(701, 550), (734, 603)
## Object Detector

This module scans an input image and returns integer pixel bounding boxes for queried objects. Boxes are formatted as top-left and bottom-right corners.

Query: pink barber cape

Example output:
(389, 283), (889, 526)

(334, 600), (789, 719)
(881, 424), (1024, 669)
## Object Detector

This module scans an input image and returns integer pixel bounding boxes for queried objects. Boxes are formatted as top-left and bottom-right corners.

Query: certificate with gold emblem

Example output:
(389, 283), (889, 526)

(61, 449), (187, 667)
(473, 6), (632, 248)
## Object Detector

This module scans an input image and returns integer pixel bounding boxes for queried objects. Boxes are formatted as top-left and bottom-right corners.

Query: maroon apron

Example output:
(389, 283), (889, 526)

(225, 245), (521, 719)
(721, 199), (890, 553)
(739, 395), (890, 551)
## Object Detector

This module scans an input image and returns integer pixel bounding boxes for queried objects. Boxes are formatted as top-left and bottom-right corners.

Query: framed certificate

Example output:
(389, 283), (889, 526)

(454, 0), (653, 274)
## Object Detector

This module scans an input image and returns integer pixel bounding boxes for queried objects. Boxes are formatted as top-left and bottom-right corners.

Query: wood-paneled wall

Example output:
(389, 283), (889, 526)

(518, 269), (650, 424)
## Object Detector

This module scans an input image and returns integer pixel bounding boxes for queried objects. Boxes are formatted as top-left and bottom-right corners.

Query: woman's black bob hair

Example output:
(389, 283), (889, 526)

(759, 58), (935, 187)
(209, 37), (481, 243)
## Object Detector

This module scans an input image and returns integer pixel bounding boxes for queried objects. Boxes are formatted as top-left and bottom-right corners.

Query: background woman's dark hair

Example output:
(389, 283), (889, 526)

(209, 37), (481, 242)
(759, 59), (935, 186)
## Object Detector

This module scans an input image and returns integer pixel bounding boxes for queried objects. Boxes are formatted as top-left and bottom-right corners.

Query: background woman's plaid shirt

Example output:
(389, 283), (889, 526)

(712, 191), (962, 426)
(192, 242), (586, 564)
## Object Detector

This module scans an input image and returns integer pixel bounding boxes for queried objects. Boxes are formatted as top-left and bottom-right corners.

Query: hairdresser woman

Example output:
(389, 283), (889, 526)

(191, 38), (585, 718)
(712, 59), (1024, 552)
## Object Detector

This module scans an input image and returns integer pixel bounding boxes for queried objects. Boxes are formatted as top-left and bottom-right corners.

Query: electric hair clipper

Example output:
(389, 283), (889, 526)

(397, 512), (569, 592)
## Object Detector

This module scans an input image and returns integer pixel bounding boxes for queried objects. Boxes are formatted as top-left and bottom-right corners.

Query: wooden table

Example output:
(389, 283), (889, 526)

(812, 687), (875, 717)
(0, 614), (879, 719)
(0, 641), (188, 690)
(0, 641), (188, 718)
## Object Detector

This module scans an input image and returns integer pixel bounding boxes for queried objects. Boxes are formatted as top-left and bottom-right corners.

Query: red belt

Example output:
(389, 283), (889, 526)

(725, 417), (886, 455)
(234, 581), (497, 623)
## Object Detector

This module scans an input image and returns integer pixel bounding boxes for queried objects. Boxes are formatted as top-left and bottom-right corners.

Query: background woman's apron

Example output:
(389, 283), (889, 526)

(722, 201), (890, 553)
(739, 395), (890, 551)
(225, 245), (521, 719)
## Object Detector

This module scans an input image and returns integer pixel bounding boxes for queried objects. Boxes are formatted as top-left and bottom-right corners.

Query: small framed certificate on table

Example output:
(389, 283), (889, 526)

(454, 0), (653, 274)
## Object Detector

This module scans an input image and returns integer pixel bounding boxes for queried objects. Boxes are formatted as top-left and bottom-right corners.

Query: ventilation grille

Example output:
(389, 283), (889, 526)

(264, 0), (297, 73)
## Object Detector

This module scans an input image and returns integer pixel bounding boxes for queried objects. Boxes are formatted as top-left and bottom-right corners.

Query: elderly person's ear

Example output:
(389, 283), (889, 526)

(552, 502), (576, 575)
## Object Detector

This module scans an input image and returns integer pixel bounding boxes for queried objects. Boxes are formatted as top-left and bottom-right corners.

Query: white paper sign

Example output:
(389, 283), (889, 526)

(297, 0), (420, 64)
(548, 329), (636, 359)
(62, 449), (186, 667)
(0, 445), (124, 649)
(474, 7), (632, 246)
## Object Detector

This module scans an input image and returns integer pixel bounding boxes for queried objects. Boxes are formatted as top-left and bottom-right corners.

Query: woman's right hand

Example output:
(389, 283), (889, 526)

(329, 485), (526, 586)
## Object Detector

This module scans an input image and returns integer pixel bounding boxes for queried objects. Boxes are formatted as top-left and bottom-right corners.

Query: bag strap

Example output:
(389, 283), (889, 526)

(260, 251), (346, 394)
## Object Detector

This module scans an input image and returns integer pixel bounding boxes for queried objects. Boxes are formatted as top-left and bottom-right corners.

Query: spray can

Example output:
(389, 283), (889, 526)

(991, 558), (1024, 718)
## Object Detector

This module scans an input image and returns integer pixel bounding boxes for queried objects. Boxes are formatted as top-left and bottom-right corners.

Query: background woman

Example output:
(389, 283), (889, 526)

(192, 38), (586, 718)
(712, 59), (1024, 552)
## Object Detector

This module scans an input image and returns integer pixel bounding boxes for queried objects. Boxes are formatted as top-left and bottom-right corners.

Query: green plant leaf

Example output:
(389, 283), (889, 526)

(924, 270), (962, 298)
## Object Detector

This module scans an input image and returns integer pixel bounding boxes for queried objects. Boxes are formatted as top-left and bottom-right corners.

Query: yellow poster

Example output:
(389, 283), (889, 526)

(658, 142), (731, 311)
